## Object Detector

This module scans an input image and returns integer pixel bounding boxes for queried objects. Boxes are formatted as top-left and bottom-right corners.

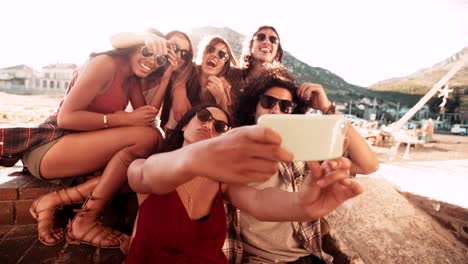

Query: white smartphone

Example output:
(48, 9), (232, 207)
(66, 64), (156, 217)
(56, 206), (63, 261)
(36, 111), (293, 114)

(257, 114), (347, 161)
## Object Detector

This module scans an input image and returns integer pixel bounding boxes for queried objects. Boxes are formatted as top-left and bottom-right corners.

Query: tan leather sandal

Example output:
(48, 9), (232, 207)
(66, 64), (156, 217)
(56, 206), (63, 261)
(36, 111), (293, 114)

(65, 193), (128, 249)
(29, 186), (86, 246)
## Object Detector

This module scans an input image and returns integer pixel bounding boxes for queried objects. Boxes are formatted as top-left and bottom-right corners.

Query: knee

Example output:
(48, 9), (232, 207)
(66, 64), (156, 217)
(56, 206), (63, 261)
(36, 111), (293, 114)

(130, 126), (162, 157)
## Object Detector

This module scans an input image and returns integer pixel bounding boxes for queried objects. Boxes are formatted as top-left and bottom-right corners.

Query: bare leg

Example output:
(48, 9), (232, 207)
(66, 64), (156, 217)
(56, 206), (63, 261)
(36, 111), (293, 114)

(40, 126), (161, 247)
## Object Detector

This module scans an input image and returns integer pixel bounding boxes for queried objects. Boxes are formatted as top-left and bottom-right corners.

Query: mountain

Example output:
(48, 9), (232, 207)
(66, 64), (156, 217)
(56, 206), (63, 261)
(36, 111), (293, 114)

(188, 27), (421, 109)
(369, 47), (468, 111)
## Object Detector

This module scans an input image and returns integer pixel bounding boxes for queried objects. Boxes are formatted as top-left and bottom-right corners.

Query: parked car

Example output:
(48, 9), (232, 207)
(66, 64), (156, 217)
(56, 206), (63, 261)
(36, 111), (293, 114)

(450, 124), (468, 135)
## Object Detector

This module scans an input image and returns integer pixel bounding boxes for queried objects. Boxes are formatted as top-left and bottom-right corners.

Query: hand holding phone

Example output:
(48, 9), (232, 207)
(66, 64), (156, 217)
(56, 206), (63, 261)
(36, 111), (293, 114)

(258, 114), (347, 161)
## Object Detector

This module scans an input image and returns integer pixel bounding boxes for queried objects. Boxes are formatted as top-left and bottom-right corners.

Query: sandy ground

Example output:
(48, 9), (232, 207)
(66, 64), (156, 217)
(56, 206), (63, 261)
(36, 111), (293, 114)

(0, 92), (63, 127)
(373, 133), (468, 163)
(2, 91), (467, 162)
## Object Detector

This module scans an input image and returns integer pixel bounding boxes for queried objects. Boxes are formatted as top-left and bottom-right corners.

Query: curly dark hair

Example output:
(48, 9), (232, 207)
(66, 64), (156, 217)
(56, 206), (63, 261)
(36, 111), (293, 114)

(233, 64), (309, 127)
(159, 103), (231, 153)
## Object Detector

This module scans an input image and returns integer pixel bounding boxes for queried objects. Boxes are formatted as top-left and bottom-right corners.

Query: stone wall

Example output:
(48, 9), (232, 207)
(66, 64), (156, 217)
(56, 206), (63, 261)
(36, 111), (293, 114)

(402, 192), (468, 245)
(324, 177), (467, 264)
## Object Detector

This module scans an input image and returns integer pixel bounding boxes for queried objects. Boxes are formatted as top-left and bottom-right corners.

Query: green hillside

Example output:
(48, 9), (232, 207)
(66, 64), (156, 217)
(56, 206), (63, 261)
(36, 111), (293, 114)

(189, 27), (422, 109)
(369, 47), (468, 107)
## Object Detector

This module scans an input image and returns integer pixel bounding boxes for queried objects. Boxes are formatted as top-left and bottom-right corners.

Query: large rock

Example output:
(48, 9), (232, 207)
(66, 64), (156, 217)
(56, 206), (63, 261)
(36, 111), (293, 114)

(324, 177), (467, 264)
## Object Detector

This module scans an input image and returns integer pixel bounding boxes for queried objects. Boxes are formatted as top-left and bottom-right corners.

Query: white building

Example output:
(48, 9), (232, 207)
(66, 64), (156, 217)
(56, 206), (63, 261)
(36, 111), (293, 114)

(0, 65), (36, 91)
(0, 63), (76, 94)
(38, 63), (76, 91)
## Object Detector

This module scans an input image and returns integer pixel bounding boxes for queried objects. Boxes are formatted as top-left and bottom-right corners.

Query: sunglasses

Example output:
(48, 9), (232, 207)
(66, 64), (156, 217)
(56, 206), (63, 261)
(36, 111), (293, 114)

(140, 44), (192, 66)
(206, 45), (229, 63)
(140, 46), (168, 66)
(259, 94), (296, 114)
(196, 108), (230, 134)
(255, 33), (279, 44)
(173, 45), (192, 62)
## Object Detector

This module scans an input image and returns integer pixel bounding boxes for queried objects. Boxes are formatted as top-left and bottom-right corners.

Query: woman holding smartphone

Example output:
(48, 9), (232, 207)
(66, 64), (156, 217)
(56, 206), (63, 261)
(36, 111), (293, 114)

(124, 103), (362, 263)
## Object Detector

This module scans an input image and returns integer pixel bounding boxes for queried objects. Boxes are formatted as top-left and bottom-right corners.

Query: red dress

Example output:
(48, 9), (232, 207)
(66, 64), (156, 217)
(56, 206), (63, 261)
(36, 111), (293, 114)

(125, 185), (228, 264)
(58, 57), (131, 115)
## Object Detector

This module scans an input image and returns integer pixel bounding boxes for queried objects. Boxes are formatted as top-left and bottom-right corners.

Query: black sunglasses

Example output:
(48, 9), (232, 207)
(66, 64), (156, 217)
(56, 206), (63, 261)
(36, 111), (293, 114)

(196, 108), (230, 134)
(206, 45), (229, 63)
(259, 94), (296, 114)
(140, 46), (168, 66)
(255, 33), (279, 44)
(173, 45), (192, 62)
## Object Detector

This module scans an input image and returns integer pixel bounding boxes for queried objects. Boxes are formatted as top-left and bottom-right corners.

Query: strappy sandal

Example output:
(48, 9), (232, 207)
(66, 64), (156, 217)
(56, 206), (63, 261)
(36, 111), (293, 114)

(29, 186), (87, 246)
(65, 193), (128, 249)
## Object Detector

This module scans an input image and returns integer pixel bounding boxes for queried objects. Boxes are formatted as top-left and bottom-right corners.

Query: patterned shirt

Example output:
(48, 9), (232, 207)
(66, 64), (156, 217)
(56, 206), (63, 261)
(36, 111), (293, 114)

(0, 115), (70, 167)
(222, 161), (334, 264)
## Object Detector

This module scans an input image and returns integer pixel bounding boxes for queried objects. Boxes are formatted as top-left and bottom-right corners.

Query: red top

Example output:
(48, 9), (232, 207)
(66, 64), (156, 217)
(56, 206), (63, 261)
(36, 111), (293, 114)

(58, 57), (132, 115)
(0, 57), (135, 166)
(125, 185), (228, 264)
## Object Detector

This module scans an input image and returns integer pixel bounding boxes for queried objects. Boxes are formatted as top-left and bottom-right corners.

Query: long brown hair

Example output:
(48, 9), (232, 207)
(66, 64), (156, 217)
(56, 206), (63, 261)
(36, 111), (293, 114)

(196, 36), (239, 76)
(239, 26), (284, 75)
(166, 30), (194, 85)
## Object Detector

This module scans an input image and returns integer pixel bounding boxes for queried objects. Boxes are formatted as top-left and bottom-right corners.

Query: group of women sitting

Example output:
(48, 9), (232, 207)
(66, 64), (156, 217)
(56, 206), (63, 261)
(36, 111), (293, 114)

(0, 25), (378, 264)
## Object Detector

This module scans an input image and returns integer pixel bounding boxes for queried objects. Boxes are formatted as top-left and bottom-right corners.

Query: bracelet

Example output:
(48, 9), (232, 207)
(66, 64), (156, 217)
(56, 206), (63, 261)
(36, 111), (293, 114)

(103, 115), (108, 128)
(325, 103), (336, 115)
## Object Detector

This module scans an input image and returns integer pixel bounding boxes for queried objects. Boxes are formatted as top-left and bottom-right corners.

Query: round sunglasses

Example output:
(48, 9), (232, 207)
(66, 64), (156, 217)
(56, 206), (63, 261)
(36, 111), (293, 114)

(254, 33), (279, 45)
(259, 94), (296, 114)
(140, 44), (192, 66)
(140, 46), (168, 67)
(206, 45), (229, 63)
(196, 108), (230, 134)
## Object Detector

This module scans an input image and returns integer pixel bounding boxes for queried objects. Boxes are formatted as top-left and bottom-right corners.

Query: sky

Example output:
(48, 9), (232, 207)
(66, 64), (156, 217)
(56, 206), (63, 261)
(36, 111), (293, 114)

(0, 0), (467, 87)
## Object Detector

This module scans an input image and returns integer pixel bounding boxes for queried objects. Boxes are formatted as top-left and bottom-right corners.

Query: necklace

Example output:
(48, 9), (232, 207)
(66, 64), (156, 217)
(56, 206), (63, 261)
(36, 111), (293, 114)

(182, 178), (205, 212)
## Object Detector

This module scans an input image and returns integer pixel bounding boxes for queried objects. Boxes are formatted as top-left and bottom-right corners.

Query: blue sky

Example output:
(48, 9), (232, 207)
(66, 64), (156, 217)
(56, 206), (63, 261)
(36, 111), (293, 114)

(1, 0), (467, 86)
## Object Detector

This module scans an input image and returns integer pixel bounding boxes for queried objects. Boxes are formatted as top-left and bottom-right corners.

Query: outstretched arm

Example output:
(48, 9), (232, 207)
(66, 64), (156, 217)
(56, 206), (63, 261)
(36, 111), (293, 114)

(127, 125), (294, 195)
(225, 157), (363, 222)
(344, 123), (379, 174)
(298, 82), (379, 175)
(110, 32), (169, 56)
